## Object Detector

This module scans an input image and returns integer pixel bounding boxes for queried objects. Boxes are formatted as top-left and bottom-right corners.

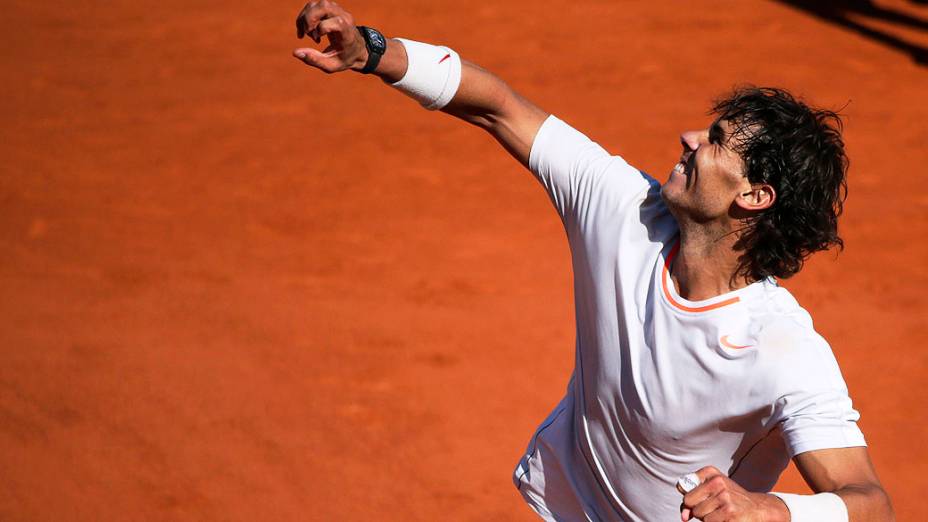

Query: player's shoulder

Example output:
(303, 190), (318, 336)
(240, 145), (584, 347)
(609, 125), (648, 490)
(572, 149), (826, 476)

(748, 283), (836, 363)
(531, 115), (656, 184)
(741, 283), (849, 395)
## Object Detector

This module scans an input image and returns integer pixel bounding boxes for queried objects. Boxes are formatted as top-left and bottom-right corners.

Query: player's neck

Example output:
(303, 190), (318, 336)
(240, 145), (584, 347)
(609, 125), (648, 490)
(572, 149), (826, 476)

(672, 224), (752, 301)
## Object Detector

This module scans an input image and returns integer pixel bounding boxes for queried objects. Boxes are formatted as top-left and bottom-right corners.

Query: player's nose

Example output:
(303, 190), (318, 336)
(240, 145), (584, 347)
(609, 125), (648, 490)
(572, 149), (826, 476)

(680, 129), (708, 152)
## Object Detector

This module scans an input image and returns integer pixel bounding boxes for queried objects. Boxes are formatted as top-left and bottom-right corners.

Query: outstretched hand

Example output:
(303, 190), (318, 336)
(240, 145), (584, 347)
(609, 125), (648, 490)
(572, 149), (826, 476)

(679, 467), (789, 521)
(293, 0), (367, 73)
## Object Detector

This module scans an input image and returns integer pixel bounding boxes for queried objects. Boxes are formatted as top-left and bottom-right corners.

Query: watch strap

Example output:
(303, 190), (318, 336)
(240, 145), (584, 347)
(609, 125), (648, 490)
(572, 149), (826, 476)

(356, 26), (385, 74)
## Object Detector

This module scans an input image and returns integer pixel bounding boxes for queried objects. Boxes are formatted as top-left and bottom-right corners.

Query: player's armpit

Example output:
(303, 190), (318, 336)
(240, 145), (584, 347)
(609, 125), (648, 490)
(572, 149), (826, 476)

(793, 447), (895, 521)
(441, 61), (549, 167)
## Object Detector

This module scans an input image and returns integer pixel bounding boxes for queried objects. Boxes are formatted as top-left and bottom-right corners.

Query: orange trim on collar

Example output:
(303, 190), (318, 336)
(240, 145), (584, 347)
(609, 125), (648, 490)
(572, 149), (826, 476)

(720, 335), (754, 349)
(662, 242), (741, 313)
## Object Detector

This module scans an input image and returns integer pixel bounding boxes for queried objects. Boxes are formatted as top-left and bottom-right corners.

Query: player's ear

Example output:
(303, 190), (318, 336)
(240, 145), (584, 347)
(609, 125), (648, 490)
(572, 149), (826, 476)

(734, 183), (776, 212)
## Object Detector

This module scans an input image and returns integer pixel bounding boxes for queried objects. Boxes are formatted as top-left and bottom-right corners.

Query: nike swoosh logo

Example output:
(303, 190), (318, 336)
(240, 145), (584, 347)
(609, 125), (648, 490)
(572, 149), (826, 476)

(438, 53), (451, 64)
(720, 335), (754, 350)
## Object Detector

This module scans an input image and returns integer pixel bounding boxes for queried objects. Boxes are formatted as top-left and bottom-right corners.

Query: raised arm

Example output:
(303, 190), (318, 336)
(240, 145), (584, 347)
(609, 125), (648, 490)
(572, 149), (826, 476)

(293, 1), (549, 166)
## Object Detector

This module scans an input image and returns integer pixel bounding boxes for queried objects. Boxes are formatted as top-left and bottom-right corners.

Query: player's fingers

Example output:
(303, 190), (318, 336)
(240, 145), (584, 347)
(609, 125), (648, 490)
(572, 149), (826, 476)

(681, 467), (724, 501)
(316, 16), (350, 34)
(315, 16), (351, 43)
(296, 1), (345, 41)
(682, 475), (726, 510)
(693, 466), (723, 483)
(295, 2), (311, 38)
(690, 491), (723, 520)
(702, 509), (729, 522)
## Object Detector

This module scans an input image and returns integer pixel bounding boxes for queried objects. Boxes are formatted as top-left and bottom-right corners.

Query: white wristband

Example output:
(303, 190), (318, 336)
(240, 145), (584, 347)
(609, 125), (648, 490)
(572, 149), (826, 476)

(770, 492), (848, 522)
(391, 38), (462, 111)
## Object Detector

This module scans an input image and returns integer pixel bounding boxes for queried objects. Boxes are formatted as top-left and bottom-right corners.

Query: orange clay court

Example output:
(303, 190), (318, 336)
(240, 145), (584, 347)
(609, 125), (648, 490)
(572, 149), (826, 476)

(1, 1), (926, 520)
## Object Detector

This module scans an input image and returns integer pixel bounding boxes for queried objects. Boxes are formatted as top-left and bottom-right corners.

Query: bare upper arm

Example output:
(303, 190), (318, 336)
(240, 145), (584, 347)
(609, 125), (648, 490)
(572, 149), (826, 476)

(441, 61), (549, 166)
(794, 447), (878, 492)
(793, 447), (894, 520)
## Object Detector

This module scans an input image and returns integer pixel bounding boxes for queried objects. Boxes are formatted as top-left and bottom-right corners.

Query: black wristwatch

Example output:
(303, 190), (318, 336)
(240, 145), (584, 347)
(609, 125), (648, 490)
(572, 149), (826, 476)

(356, 26), (386, 74)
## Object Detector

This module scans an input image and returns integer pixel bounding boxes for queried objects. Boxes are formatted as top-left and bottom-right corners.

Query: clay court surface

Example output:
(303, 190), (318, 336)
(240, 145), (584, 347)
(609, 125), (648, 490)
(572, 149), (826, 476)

(2, 0), (926, 520)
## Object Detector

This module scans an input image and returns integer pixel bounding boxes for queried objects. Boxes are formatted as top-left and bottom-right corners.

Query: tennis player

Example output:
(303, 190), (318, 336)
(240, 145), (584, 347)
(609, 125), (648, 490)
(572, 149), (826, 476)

(292, 2), (895, 520)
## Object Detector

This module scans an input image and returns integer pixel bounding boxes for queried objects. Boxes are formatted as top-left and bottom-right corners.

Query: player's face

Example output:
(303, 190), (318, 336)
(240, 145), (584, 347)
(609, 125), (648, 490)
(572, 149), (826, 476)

(660, 119), (752, 222)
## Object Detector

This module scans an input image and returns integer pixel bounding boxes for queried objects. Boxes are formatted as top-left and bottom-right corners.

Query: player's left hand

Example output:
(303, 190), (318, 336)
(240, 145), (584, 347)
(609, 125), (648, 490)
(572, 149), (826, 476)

(293, 0), (368, 73)
(679, 467), (790, 522)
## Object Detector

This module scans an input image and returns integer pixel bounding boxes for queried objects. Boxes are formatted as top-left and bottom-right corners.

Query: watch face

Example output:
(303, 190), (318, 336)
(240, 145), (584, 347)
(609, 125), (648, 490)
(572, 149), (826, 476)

(366, 28), (386, 52)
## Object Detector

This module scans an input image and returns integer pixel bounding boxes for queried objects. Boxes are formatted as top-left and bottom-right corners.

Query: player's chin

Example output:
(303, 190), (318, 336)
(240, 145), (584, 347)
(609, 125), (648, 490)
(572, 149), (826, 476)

(661, 179), (694, 219)
(659, 185), (676, 210)
(661, 175), (684, 202)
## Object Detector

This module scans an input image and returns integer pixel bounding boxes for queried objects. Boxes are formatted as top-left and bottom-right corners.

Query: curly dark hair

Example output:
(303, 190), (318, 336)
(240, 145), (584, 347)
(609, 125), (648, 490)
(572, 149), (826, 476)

(712, 87), (849, 281)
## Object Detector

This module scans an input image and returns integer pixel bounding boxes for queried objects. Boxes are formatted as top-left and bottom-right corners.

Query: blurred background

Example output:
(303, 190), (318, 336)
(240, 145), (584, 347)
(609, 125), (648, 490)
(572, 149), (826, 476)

(2, 0), (926, 520)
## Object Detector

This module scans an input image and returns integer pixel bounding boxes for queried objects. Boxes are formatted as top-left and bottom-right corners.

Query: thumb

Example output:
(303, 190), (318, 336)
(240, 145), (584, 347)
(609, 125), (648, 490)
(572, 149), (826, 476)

(292, 47), (340, 70)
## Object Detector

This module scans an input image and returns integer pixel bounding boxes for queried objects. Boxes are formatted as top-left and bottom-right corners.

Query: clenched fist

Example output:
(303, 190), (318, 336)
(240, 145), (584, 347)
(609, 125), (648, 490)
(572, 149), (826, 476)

(679, 467), (790, 522)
